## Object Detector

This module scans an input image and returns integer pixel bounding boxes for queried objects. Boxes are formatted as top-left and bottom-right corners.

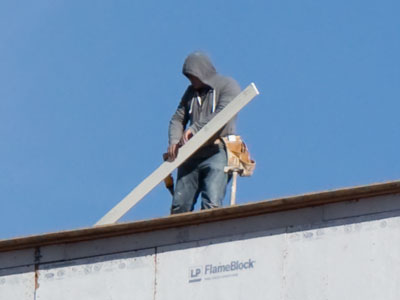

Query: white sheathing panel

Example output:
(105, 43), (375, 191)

(0, 266), (35, 300)
(284, 215), (400, 300)
(155, 212), (400, 300)
(36, 249), (155, 300)
(155, 230), (286, 300)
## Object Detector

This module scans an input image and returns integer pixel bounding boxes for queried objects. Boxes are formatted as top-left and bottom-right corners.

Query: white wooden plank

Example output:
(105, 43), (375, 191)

(95, 83), (259, 225)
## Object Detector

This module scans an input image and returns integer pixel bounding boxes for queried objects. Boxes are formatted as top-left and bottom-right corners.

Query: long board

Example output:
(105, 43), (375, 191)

(95, 83), (259, 225)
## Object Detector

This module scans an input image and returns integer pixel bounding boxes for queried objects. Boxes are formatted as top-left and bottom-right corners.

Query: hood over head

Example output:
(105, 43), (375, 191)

(182, 52), (217, 88)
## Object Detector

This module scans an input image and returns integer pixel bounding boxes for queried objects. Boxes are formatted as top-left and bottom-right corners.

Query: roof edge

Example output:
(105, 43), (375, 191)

(1, 180), (400, 252)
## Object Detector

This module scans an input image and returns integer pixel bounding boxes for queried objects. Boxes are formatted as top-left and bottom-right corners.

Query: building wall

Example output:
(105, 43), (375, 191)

(1, 193), (400, 300)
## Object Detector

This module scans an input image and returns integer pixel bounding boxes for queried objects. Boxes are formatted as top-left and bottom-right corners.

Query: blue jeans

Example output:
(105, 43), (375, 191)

(171, 143), (229, 214)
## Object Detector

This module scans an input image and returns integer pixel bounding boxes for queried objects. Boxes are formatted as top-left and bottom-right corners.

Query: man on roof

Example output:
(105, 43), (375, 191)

(167, 52), (241, 214)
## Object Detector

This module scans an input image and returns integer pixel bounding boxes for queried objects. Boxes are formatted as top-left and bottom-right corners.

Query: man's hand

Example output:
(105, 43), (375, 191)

(167, 144), (179, 162)
(180, 129), (193, 145)
(168, 130), (193, 162)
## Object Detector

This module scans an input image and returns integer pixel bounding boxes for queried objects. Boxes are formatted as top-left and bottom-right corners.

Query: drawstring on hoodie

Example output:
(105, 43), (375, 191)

(189, 89), (216, 114)
(189, 92), (201, 114)
(212, 89), (216, 113)
(189, 98), (194, 114)
(196, 92), (202, 106)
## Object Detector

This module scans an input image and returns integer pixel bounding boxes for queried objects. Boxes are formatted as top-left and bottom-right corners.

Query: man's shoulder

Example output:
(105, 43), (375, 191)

(213, 74), (241, 94)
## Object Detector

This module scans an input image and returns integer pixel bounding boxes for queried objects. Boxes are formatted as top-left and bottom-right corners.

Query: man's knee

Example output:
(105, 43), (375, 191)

(201, 184), (227, 209)
(171, 189), (195, 214)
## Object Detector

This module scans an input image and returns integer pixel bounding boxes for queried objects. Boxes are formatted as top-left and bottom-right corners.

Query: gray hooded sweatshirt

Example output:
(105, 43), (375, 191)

(168, 52), (241, 146)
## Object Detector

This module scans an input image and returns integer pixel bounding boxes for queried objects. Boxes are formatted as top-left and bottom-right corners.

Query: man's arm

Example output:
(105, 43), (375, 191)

(168, 96), (189, 161)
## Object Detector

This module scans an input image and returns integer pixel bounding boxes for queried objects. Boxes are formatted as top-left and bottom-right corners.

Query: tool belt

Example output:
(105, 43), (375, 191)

(220, 135), (256, 177)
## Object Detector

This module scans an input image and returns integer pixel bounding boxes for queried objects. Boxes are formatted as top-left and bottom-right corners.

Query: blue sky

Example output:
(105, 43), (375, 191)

(1, 0), (399, 239)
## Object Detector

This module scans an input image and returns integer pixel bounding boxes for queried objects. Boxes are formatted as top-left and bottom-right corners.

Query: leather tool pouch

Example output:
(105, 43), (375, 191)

(221, 135), (256, 177)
